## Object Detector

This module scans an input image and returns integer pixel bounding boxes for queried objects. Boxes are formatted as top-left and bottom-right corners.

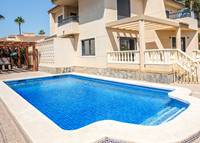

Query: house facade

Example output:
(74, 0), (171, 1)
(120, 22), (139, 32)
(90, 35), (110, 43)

(37, 0), (200, 83)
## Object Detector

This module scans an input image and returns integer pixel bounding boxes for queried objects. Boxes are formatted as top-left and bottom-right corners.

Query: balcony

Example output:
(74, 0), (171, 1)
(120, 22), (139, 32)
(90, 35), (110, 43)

(107, 51), (140, 69)
(58, 16), (79, 27)
(57, 16), (79, 37)
(168, 11), (196, 19)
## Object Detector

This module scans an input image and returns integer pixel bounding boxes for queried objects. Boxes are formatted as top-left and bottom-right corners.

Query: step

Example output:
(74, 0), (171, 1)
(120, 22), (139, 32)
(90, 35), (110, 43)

(141, 107), (172, 125)
(149, 107), (179, 125)
(163, 107), (186, 123)
(141, 107), (184, 126)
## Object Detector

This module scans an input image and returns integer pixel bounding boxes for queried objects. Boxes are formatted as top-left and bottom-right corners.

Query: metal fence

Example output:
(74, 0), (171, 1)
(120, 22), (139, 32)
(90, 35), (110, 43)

(168, 11), (196, 19)
(58, 15), (79, 27)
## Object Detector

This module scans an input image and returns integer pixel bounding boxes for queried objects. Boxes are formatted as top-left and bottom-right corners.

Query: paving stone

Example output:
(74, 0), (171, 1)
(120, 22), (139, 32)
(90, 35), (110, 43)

(0, 102), (27, 143)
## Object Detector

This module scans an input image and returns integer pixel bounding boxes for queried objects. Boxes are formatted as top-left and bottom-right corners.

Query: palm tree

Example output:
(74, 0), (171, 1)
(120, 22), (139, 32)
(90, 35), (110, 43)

(0, 14), (4, 20)
(39, 30), (45, 36)
(14, 16), (25, 35)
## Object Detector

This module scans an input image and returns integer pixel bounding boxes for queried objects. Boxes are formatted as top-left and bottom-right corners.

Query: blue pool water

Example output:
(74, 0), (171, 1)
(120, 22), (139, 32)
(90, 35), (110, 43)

(5, 75), (189, 130)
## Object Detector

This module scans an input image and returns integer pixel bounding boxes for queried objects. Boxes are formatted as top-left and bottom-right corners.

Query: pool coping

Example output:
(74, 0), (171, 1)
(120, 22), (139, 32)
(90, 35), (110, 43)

(0, 72), (200, 143)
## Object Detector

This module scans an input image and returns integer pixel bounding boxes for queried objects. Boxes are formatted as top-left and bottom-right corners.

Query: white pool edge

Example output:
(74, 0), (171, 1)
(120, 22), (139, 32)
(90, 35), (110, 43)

(0, 72), (200, 143)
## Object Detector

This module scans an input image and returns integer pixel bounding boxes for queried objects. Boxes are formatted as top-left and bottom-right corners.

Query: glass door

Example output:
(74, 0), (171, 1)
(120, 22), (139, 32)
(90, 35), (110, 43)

(171, 37), (186, 52)
(120, 38), (137, 51)
(181, 37), (186, 52)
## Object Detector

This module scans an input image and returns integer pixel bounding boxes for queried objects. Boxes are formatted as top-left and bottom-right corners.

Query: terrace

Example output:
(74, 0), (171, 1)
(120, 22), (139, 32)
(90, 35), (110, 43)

(57, 15), (79, 37)
(168, 9), (197, 19)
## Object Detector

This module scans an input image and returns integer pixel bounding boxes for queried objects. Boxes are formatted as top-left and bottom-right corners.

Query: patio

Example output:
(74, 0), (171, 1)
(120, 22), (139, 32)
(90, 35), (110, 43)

(0, 71), (50, 143)
(0, 68), (50, 80)
(0, 99), (27, 143)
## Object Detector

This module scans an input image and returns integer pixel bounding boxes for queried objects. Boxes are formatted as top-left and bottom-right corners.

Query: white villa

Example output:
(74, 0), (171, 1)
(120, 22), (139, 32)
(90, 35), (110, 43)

(37, 0), (200, 84)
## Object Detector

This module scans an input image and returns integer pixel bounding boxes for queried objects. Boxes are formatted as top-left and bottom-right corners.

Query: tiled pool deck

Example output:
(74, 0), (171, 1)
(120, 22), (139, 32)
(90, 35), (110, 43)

(0, 71), (200, 143)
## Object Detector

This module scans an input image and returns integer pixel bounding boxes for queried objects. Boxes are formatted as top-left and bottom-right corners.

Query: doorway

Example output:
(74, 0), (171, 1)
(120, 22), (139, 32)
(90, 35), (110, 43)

(120, 37), (137, 51)
(172, 37), (186, 52)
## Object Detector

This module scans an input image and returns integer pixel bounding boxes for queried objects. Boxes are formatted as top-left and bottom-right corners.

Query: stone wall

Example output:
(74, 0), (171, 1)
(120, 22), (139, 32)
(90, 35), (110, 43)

(38, 66), (174, 84)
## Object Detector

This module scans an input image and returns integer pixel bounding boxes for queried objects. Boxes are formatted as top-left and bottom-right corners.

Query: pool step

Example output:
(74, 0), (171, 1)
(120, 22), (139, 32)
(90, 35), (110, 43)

(141, 107), (185, 126)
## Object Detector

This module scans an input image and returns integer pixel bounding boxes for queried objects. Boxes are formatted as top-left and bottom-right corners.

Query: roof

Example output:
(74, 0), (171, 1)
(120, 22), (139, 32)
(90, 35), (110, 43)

(48, 5), (60, 14)
(172, 0), (185, 6)
(17, 35), (46, 42)
(0, 34), (47, 43)
(165, 0), (185, 9)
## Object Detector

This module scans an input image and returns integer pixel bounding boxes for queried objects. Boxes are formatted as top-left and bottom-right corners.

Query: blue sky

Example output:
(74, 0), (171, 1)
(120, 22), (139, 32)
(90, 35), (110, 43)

(0, 0), (54, 38)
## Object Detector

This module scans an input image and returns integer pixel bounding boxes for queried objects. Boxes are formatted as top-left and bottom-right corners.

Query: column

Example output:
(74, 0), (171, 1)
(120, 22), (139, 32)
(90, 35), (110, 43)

(176, 27), (181, 50)
(26, 46), (29, 70)
(33, 45), (36, 71)
(17, 47), (21, 68)
(139, 20), (146, 70)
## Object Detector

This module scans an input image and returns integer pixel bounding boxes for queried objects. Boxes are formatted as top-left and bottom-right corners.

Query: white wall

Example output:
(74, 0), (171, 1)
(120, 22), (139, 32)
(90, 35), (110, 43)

(74, 0), (107, 68)
(54, 37), (76, 67)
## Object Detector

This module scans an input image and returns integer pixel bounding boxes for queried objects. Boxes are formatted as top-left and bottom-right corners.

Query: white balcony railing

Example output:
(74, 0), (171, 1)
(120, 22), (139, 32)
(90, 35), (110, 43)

(145, 49), (177, 64)
(107, 50), (139, 64)
(193, 50), (200, 60)
(145, 49), (199, 83)
(168, 11), (196, 19)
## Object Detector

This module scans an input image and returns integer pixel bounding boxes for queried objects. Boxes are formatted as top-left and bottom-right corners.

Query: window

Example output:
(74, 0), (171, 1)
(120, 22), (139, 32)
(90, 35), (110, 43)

(117, 0), (130, 20)
(82, 38), (95, 56)
(120, 38), (137, 51)
(58, 15), (63, 22)
(166, 10), (170, 18)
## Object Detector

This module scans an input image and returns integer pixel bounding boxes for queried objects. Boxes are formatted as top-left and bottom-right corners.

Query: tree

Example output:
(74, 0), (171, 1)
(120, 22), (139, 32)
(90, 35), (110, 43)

(39, 30), (45, 36)
(0, 14), (4, 20)
(14, 16), (25, 35)
(192, 0), (200, 21)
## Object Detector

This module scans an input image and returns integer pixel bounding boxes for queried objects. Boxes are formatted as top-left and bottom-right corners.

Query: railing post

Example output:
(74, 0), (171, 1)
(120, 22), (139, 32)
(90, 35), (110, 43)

(145, 51), (149, 64)
(197, 62), (200, 83)
(107, 52), (110, 63)
(164, 51), (170, 64)
(130, 52), (133, 62)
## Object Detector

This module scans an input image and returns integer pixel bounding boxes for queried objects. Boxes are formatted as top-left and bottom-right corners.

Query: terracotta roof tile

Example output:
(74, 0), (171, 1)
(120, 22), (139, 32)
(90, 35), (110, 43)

(0, 35), (47, 42)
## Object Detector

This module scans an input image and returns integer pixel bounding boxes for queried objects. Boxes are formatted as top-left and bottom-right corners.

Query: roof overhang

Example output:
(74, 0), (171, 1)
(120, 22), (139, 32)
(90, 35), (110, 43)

(48, 5), (62, 14)
(106, 15), (189, 31)
(51, 0), (78, 7)
(165, 0), (185, 9)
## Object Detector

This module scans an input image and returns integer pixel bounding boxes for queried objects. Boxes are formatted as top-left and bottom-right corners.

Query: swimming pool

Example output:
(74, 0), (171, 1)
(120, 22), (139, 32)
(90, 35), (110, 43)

(5, 74), (189, 131)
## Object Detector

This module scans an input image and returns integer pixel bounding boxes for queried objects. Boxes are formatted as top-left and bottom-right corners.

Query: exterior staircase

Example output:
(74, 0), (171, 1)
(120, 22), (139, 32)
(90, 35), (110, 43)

(145, 49), (200, 84)
(174, 50), (199, 83)
(107, 49), (200, 84)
